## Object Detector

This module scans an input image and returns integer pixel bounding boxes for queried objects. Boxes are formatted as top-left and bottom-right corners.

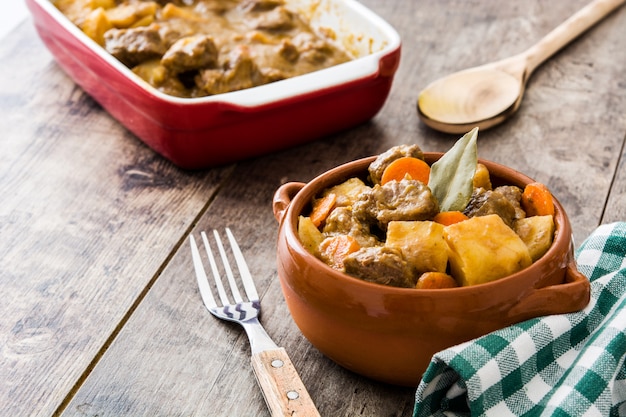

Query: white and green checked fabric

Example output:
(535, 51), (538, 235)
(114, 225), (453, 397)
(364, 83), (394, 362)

(413, 222), (626, 417)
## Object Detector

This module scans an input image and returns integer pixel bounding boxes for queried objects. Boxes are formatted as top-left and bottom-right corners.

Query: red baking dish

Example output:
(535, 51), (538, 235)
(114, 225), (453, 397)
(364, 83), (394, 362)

(25, 0), (402, 169)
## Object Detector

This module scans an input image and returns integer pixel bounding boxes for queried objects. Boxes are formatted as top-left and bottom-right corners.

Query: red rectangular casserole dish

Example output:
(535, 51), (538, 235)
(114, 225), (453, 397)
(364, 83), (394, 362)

(25, 0), (402, 169)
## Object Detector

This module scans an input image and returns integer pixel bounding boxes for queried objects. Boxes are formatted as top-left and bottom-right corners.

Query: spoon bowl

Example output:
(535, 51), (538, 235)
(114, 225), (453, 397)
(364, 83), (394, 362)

(417, 0), (625, 134)
(418, 66), (522, 134)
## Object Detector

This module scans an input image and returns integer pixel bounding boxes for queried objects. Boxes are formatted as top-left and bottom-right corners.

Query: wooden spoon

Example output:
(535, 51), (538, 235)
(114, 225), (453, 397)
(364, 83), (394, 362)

(417, 0), (625, 134)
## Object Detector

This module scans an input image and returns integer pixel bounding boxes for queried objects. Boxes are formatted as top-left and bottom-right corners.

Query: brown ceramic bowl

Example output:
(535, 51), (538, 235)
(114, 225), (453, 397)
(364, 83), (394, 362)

(272, 152), (590, 387)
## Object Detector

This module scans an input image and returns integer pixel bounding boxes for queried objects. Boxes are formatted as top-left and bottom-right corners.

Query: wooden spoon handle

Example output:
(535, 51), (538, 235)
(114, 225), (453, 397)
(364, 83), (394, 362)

(251, 348), (321, 417)
(523, 0), (625, 74)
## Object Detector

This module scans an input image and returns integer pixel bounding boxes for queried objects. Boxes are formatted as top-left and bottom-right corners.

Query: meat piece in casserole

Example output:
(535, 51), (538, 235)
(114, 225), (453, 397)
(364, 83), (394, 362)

(161, 34), (219, 73)
(104, 26), (168, 67)
(323, 207), (380, 249)
(353, 178), (439, 231)
(195, 45), (284, 94)
(252, 6), (296, 31)
(343, 246), (415, 288)
(368, 144), (425, 185)
(464, 187), (518, 227)
(240, 0), (284, 12)
(494, 185), (526, 221)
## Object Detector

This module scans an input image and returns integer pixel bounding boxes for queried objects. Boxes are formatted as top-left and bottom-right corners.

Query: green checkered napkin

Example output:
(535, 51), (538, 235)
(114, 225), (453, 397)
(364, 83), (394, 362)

(413, 222), (626, 417)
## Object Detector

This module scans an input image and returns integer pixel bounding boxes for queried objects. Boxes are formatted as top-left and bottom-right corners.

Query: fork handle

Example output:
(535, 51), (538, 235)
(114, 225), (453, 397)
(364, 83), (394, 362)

(251, 348), (321, 417)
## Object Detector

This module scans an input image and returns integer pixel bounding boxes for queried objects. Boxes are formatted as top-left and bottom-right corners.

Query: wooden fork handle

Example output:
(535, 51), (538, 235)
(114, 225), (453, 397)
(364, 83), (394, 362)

(251, 348), (321, 417)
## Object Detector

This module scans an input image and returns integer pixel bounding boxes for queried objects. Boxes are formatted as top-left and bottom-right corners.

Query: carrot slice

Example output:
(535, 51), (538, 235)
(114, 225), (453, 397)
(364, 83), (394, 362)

(415, 272), (458, 289)
(433, 211), (469, 226)
(381, 157), (431, 185)
(521, 182), (555, 217)
(310, 193), (336, 228)
(319, 235), (360, 270)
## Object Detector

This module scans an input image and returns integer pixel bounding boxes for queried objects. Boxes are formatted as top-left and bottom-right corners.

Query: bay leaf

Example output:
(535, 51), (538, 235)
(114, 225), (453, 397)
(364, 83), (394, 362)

(428, 127), (478, 212)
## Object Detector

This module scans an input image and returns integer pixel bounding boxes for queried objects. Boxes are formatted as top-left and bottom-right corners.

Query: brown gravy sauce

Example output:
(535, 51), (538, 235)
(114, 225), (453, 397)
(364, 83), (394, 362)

(54, 0), (352, 97)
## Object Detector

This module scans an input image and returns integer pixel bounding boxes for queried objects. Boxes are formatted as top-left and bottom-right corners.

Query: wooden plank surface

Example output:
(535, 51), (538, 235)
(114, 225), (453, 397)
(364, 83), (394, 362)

(59, 156), (418, 417)
(60, 1), (626, 416)
(0, 0), (624, 416)
(0, 21), (233, 417)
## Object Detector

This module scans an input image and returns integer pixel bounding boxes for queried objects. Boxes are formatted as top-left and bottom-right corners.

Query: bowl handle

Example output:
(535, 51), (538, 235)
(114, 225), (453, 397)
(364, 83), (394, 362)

(507, 261), (591, 322)
(273, 182), (305, 224)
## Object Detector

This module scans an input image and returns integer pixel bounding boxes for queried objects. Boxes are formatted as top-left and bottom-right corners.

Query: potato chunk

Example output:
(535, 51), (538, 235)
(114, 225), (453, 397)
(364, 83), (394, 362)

(322, 177), (370, 207)
(132, 59), (168, 86)
(105, 2), (158, 28)
(514, 215), (555, 262)
(473, 163), (492, 190)
(82, 8), (112, 45)
(298, 216), (324, 256)
(444, 214), (531, 286)
(386, 221), (448, 274)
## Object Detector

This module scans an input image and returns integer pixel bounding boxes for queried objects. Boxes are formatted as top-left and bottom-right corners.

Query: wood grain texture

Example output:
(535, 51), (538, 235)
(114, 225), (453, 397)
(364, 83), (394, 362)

(251, 348), (321, 417)
(0, 1), (624, 416)
(61, 162), (417, 416)
(0, 21), (233, 417)
(603, 136), (626, 223)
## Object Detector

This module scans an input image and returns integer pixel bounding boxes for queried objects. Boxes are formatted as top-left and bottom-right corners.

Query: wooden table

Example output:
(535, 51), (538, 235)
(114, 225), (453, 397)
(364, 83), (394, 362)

(1, 1), (624, 416)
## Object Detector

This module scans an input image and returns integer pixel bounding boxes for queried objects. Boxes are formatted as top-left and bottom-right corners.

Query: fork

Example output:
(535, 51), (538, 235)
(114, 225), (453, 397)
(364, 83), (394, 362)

(190, 228), (321, 417)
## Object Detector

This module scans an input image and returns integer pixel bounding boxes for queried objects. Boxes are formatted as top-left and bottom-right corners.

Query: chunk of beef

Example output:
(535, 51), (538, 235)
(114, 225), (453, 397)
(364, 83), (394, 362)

(464, 187), (517, 227)
(353, 178), (439, 230)
(343, 246), (415, 288)
(323, 207), (379, 248)
(158, 26), (189, 49)
(494, 185), (525, 221)
(104, 26), (167, 67)
(278, 39), (299, 63)
(289, 32), (337, 65)
(253, 6), (296, 31)
(195, 45), (271, 95)
(368, 144), (425, 185)
(240, 0), (284, 12)
(161, 35), (218, 73)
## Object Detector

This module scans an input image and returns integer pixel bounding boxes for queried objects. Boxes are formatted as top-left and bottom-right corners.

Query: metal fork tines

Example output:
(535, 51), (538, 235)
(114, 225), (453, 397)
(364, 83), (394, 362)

(190, 228), (320, 417)
(191, 229), (277, 353)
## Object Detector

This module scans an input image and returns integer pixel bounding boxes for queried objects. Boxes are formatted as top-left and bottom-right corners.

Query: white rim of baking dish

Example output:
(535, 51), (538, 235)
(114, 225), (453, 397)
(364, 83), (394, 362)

(33, 0), (402, 108)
